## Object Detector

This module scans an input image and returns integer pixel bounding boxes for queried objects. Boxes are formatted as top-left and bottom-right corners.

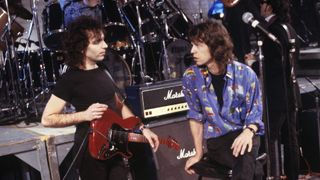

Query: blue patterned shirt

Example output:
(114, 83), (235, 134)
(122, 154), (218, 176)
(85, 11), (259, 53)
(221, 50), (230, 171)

(182, 61), (264, 139)
(64, 1), (102, 26)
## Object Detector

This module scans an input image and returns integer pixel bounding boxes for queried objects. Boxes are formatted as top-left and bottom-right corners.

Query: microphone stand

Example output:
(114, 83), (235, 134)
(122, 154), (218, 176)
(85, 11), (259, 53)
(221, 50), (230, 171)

(256, 37), (272, 180)
(264, 38), (290, 180)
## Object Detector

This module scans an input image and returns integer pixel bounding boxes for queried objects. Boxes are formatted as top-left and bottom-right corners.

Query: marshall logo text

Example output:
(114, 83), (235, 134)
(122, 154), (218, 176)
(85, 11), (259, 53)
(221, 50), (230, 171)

(164, 90), (184, 101)
(177, 148), (196, 160)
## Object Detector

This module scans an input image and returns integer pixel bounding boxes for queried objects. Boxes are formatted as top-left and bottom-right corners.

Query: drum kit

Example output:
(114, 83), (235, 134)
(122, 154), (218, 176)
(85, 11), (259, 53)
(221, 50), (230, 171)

(0, 0), (193, 123)
(99, 0), (193, 84)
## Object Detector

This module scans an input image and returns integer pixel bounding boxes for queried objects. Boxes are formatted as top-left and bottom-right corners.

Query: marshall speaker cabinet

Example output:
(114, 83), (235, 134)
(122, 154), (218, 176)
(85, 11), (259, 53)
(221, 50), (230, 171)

(149, 118), (198, 180)
(125, 80), (189, 120)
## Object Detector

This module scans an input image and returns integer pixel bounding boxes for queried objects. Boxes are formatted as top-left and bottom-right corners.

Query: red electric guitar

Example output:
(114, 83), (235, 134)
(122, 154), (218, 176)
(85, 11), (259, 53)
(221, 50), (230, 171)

(89, 108), (180, 160)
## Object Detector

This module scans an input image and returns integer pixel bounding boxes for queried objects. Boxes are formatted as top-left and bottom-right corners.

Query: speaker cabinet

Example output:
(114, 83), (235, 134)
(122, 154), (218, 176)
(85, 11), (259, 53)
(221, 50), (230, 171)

(150, 118), (198, 180)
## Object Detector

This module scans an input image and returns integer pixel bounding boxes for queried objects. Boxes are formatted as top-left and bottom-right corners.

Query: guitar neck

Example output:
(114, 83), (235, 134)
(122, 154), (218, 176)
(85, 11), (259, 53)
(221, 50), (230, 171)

(128, 133), (148, 143)
(128, 133), (167, 145)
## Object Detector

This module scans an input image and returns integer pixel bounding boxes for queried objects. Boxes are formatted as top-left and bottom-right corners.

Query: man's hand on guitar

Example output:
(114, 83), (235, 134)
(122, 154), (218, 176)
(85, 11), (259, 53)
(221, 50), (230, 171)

(141, 128), (160, 152)
(83, 103), (108, 121)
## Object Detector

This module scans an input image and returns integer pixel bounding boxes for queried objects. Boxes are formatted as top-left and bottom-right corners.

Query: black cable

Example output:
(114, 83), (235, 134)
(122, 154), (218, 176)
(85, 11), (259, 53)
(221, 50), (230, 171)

(62, 129), (90, 180)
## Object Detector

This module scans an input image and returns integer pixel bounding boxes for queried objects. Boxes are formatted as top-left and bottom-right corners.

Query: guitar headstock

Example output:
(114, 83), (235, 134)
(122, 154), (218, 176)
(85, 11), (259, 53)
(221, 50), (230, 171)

(165, 136), (180, 151)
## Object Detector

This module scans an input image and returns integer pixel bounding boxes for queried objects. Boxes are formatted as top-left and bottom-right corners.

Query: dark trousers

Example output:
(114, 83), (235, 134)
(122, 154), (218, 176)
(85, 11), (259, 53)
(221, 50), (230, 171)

(206, 130), (262, 180)
(268, 111), (300, 180)
(69, 129), (130, 180)
(78, 147), (130, 180)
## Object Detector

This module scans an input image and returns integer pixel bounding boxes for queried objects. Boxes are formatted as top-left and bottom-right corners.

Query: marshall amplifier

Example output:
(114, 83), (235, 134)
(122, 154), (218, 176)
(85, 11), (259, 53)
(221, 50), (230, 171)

(125, 80), (189, 119)
(150, 118), (198, 180)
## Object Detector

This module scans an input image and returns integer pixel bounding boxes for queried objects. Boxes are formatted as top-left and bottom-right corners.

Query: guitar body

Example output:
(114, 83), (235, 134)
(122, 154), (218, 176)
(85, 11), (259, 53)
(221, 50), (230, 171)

(89, 108), (141, 160)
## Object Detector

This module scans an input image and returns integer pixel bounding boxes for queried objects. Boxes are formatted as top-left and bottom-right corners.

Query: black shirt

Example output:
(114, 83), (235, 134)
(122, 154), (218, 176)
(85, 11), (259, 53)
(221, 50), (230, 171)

(210, 72), (226, 108)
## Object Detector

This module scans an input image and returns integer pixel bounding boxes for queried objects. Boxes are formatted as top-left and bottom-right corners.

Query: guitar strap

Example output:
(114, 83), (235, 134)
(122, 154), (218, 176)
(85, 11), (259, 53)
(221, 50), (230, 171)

(103, 69), (126, 110)
(103, 69), (135, 180)
(102, 68), (140, 124)
(62, 130), (90, 180)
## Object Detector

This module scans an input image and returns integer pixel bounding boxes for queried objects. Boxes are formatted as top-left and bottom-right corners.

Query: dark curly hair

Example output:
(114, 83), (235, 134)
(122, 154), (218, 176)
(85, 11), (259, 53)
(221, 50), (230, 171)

(188, 20), (234, 72)
(63, 16), (104, 68)
(266, 0), (291, 23)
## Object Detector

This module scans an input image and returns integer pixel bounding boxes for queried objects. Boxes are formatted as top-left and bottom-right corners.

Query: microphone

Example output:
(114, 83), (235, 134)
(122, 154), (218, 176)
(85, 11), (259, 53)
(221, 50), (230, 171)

(242, 12), (280, 44)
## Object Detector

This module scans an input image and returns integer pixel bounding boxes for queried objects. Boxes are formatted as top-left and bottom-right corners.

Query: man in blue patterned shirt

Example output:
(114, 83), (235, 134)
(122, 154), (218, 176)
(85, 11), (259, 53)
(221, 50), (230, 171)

(182, 20), (265, 179)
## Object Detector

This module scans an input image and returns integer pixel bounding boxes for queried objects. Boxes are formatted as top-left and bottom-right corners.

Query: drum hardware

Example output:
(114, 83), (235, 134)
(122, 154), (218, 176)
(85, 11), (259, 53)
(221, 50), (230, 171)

(42, 1), (65, 51)
(162, 38), (192, 79)
(115, 0), (154, 84)
(103, 49), (133, 91)
(116, 0), (193, 83)
(13, 0), (56, 119)
(159, 11), (172, 80)
(0, 0), (29, 122)
(135, 1), (148, 84)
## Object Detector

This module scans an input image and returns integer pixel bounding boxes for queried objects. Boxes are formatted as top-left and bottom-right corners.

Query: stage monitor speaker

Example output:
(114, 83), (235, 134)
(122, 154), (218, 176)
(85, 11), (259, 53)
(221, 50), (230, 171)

(150, 118), (198, 180)
(299, 110), (320, 172)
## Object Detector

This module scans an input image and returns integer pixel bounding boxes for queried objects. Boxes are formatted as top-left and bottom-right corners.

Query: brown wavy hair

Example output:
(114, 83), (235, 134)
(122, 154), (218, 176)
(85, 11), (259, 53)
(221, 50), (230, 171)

(188, 20), (234, 72)
(63, 16), (104, 68)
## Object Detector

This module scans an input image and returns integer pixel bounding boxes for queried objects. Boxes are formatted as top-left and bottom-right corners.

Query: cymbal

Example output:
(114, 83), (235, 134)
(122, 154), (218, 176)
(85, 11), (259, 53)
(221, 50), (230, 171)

(0, 2), (33, 20)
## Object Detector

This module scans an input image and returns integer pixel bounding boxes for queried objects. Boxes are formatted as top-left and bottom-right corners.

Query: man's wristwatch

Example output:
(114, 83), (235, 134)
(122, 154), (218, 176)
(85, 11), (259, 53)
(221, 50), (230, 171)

(139, 124), (146, 132)
(245, 126), (256, 136)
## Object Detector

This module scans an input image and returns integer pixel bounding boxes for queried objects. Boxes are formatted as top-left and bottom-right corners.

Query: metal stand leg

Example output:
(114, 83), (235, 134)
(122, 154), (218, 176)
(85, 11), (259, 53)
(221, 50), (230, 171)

(160, 12), (171, 80)
(135, 2), (148, 84)
(30, 0), (48, 90)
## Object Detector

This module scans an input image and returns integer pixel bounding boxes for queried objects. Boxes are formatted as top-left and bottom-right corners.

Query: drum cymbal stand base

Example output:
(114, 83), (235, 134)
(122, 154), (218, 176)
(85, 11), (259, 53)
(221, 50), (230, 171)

(0, 0), (28, 122)
(26, 0), (51, 115)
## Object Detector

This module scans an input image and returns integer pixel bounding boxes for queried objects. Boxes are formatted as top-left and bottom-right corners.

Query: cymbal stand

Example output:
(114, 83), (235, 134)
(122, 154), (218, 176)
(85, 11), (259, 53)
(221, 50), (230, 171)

(0, 0), (22, 121)
(134, 1), (148, 83)
(159, 11), (172, 80)
(32, 0), (48, 86)
(114, 1), (138, 78)
(22, 19), (40, 117)
(24, 0), (49, 117)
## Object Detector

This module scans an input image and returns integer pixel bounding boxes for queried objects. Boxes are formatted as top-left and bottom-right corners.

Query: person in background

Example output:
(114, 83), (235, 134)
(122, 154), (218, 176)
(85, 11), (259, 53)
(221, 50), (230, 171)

(247, 0), (301, 179)
(61, 0), (102, 27)
(41, 16), (159, 180)
(182, 20), (265, 179)
(222, 0), (263, 62)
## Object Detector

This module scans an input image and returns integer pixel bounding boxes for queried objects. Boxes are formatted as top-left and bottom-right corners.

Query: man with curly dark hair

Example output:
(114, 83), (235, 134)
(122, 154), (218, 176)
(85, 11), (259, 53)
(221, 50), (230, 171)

(41, 16), (159, 180)
(182, 20), (265, 179)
